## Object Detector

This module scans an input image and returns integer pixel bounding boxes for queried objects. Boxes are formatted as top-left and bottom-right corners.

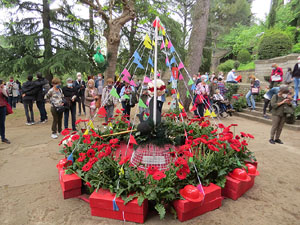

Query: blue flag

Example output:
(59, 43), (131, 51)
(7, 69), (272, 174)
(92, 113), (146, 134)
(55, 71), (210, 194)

(191, 84), (196, 91)
(148, 57), (153, 67)
(133, 57), (140, 65)
(170, 56), (176, 65)
(137, 62), (144, 69)
(67, 153), (74, 163)
(133, 51), (141, 61)
(170, 46), (175, 53)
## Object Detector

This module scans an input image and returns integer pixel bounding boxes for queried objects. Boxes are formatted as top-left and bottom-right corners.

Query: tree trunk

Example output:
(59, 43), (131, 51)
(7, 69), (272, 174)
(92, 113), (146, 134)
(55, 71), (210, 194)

(180, 0), (210, 111)
(268, 0), (278, 28)
(42, 0), (52, 81)
(89, 4), (95, 49)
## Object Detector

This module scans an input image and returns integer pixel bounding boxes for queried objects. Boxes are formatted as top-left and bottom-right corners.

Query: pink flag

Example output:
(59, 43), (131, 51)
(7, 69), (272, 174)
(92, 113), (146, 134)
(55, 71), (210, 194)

(167, 40), (172, 49)
(144, 76), (151, 83)
(157, 73), (161, 77)
(179, 74), (184, 80)
(129, 80), (137, 87)
(178, 62), (184, 70)
(122, 76), (130, 83)
(122, 68), (131, 77)
(165, 56), (169, 64)
(160, 41), (164, 50)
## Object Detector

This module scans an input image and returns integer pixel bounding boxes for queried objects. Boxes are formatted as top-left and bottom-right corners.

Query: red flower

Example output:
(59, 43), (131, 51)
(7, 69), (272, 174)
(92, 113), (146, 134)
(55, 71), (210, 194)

(188, 130), (194, 134)
(109, 138), (119, 145)
(247, 133), (254, 139)
(121, 108), (125, 111)
(64, 160), (73, 167)
(211, 129), (218, 134)
(235, 135), (240, 140)
(119, 156), (130, 165)
(86, 182), (92, 188)
(110, 130), (113, 134)
(104, 146), (111, 156)
(199, 138), (208, 144)
(98, 152), (106, 159)
(61, 128), (71, 136)
(240, 132), (248, 137)
(176, 169), (187, 180)
(175, 157), (188, 167)
(88, 157), (98, 165)
(71, 135), (80, 142)
(241, 140), (248, 146)
(218, 123), (225, 129)
(116, 109), (122, 114)
(82, 163), (92, 172)
(188, 136), (193, 140)
(201, 135), (209, 139)
(169, 151), (176, 157)
(230, 144), (240, 152)
(75, 119), (82, 125)
(87, 149), (96, 158)
(147, 166), (158, 175)
(78, 152), (86, 162)
(183, 151), (193, 158)
(232, 96), (238, 100)
(231, 124), (238, 127)
(208, 144), (219, 152)
(152, 171), (166, 181)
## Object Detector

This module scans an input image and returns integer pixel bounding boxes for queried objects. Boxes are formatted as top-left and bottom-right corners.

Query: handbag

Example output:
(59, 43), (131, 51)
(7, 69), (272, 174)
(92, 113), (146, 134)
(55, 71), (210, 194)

(194, 94), (204, 105)
(6, 102), (13, 115)
(251, 87), (259, 95)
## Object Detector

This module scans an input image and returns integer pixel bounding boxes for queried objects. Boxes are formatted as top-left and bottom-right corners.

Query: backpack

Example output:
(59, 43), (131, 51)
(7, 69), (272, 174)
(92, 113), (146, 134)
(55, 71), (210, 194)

(42, 81), (50, 96)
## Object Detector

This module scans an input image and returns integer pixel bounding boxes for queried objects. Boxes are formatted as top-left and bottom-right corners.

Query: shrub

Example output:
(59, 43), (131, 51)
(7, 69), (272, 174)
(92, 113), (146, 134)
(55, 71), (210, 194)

(258, 30), (293, 60)
(237, 49), (251, 63)
(233, 61), (240, 69)
(217, 60), (235, 73)
(292, 43), (300, 53)
(225, 83), (239, 100)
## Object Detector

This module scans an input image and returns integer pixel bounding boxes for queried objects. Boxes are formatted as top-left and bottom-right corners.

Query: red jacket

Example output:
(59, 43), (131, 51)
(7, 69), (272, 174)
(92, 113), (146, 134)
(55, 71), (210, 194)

(270, 67), (283, 82)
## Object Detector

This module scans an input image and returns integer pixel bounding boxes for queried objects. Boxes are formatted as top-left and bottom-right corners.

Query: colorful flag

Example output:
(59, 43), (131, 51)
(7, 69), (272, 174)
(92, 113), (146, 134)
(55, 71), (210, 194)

(122, 76), (130, 83)
(178, 102), (184, 110)
(179, 74), (184, 80)
(148, 57), (153, 67)
(190, 105), (197, 112)
(204, 109), (211, 117)
(121, 68), (131, 77)
(137, 62), (144, 69)
(130, 80), (137, 87)
(67, 153), (74, 163)
(138, 99), (148, 108)
(160, 41), (164, 50)
(87, 120), (95, 129)
(170, 46), (175, 53)
(178, 62), (184, 70)
(188, 78), (194, 86)
(186, 91), (190, 98)
(129, 135), (137, 145)
(123, 94), (130, 100)
(97, 107), (107, 118)
(170, 56), (176, 65)
(144, 76), (151, 83)
(168, 40), (172, 49)
(133, 51), (141, 61)
(110, 87), (120, 99)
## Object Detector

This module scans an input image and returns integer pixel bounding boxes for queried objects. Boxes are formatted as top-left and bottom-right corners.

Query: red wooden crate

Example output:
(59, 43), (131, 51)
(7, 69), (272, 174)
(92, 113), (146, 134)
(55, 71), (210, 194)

(90, 188), (148, 224)
(58, 168), (82, 191)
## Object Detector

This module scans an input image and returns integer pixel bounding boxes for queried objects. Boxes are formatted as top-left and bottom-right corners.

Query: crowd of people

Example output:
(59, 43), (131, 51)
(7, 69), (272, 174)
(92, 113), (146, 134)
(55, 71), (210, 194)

(0, 56), (299, 145)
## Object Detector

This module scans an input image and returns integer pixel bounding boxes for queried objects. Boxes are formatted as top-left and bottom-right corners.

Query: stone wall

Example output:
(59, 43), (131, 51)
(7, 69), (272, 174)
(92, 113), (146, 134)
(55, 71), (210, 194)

(255, 53), (299, 82)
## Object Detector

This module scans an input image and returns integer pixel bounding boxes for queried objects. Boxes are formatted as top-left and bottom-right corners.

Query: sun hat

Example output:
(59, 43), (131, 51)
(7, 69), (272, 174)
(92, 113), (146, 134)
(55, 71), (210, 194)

(229, 168), (251, 182)
(245, 163), (260, 176)
(179, 185), (204, 202)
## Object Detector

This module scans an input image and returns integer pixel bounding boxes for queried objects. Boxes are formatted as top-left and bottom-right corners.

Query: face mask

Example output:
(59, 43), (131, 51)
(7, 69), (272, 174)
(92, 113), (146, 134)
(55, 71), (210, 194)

(56, 85), (61, 89)
(272, 67), (275, 70)
(193, 78), (196, 81)
(282, 94), (288, 98)
(9, 79), (13, 82)
(214, 80), (217, 83)
(89, 84), (93, 88)
(98, 76), (102, 80)
(108, 84), (113, 88)
(67, 83), (73, 87)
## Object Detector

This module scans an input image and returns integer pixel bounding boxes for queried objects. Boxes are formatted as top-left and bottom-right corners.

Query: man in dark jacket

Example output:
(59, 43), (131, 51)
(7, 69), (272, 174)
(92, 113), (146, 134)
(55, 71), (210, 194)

(22, 75), (36, 125)
(34, 72), (49, 123)
(74, 72), (86, 116)
(63, 78), (78, 131)
(292, 56), (300, 103)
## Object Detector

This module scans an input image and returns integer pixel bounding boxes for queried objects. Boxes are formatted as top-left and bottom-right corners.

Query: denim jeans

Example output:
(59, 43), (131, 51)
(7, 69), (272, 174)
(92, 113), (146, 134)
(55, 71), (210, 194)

(294, 78), (300, 101)
(64, 103), (76, 130)
(265, 87), (280, 100)
(0, 106), (6, 141)
(246, 90), (255, 109)
(36, 101), (47, 121)
(23, 100), (34, 123)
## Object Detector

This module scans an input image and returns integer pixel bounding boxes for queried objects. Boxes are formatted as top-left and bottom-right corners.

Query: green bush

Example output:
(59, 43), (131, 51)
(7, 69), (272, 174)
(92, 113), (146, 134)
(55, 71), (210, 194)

(292, 43), (300, 53)
(237, 49), (251, 63)
(258, 30), (293, 60)
(217, 60), (235, 73)
(225, 83), (239, 100)
(237, 61), (255, 71)
(233, 61), (240, 69)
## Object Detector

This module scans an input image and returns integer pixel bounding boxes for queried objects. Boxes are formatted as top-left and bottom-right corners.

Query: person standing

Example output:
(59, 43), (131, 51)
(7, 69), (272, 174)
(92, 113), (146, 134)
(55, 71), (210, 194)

(102, 78), (118, 123)
(195, 76), (210, 117)
(217, 77), (227, 97)
(45, 77), (64, 139)
(0, 80), (10, 144)
(63, 78), (77, 131)
(226, 69), (238, 83)
(95, 73), (104, 102)
(84, 79), (99, 119)
(269, 85), (293, 144)
(21, 75), (36, 125)
(74, 72), (86, 116)
(139, 81), (149, 114)
(16, 80), (22, 103)
(209, 76), (218, 102)
(284, 68), (293, 86)
(120, 81), (135, 118)
(34, 72), (49, 123)
(246, 75), (260, 111)
(6, 77), (19, 108)
(292, 56), (300, 104)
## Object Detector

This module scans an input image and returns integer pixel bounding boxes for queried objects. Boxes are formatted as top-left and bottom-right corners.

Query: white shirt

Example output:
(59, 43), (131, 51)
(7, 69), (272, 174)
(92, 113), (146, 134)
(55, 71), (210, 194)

(226, 71), (237, 82)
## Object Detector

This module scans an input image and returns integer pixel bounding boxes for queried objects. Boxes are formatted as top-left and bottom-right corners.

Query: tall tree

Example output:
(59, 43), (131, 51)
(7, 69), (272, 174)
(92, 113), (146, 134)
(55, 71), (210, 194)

(268, 0), (279, 28)
(180, 0), (211, 110)
(80, 0), (136, 79)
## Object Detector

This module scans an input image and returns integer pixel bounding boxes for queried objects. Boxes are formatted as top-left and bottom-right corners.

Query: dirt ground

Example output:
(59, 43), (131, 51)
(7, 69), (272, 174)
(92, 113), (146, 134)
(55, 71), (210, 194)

(0, 101), (300, 225)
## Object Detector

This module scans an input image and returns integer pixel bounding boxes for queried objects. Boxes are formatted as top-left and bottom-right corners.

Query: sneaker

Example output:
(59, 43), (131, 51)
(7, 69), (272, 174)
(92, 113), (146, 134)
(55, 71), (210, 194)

(31, 122), (35, 125)
(2, 138), (10, 144)
(269, 139), (275, 144)
(275, 139), (283, 144)
(263, 114), (270, 119)
(42, 119), (48, 123)
(26, 122), (32, 126)
(264, 93), (270, 100)
(51, 134), (58, 139)
(78, 113), (81, 116)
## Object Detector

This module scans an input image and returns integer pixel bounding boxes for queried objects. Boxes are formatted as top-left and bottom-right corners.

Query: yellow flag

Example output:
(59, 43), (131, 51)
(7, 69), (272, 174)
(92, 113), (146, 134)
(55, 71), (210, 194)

(204, 109), (211, 117)
(87, 120), (94, 129)
(152, 40), (155, 46)
(84, 129), (89, 135)
(144, 41), (153, 49)
(162, 29), (166, 36)
(144, 34), (151, 43)
(151, 68), (154, 74)
(177, 92), (180, 100)
(119, 167), (124, 176)
(108, 122), (113, 129)
(165, 38), (168, 47)
(178, 102), (184, 110)
(211, 111), (217, 118)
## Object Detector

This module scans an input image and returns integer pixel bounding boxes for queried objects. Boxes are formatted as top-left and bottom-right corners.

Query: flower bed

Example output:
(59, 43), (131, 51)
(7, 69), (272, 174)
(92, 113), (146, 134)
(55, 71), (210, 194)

(57, 110), (259, 220)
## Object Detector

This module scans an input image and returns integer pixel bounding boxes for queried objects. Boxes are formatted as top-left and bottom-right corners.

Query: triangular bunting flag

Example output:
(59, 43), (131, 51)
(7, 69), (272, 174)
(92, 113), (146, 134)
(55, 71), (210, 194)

(177, 92), (180, 100)
(84, 129), (89, 135)
(144, 34), (151, 44)
(130, 80), (137, 87)
(87, 120), (95, 129)
(159, 29), (163, 36)
(110, 88), (120, 99)
(186, 91), (190, 98)
(97, 107), (107, 118)
(179, 74), (184, 80)
(170, 46), (175, 53)
(204, 109), (211, 117)
(67, 153), (74, 162)
(121, 68), (131, 78)
(191, 84), (196, 91)
(137, 62), (144, 69)
(123, 94), (130, 100)
(148, 57), (153, 67)
(144, 76), (151, 83)
(122, 76), (130, 83)
(211, 111), (217, 118)
(129, 135), (138, 145)
(133, 57), (140, 65)
(138, 99), (148, 108)
(168, 40), (172, 49)
(133, 51), (141, 61)
(108, 122), (113, 129)
(190, 105), (197, 112)
(162, 29), (166, 36)
(178, 62), (184, 70)
(170, 56), (176, 65)
(178, 102), (184, 110)
(165, 39), (169, 48)
(144, 41), (152, 49)
(152, 40), (155, 46)
(160, 41), (164, 50)
(151, 68), (154, 73)
(188, 78), (194, 86)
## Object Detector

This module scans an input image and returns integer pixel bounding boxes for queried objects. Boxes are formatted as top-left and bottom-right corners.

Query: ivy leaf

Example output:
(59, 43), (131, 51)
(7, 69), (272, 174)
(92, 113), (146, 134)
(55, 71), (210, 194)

(155, 203), (166, 220)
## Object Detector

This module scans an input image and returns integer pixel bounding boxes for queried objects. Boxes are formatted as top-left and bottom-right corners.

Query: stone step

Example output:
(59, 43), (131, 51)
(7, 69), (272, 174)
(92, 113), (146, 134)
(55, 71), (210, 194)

(234, 112), (300, 131)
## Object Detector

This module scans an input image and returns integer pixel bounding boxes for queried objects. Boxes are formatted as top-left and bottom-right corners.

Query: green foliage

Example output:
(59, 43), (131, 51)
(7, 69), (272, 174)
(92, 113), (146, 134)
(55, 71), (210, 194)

(217, 60), (235, 73)
(292, 43), (300, 53)
(237, 49), (251, 63)
(255, 89), (266, 102)
(295, 105), (300, 118)
(233, 61), (240, 70)
(233, 96), (247, 112)
(237, 61), (255, 71)
(225, 83), (239, 100)
(258, 29), (293, 60)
